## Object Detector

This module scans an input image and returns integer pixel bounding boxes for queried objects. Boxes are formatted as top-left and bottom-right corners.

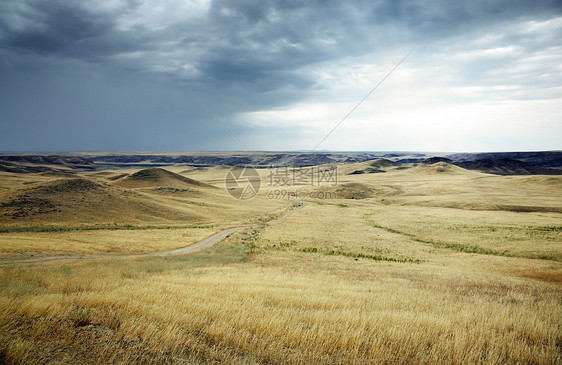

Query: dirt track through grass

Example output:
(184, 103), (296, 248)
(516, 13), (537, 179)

(1, 165), (561, 364)
(0, 204), (304, 267)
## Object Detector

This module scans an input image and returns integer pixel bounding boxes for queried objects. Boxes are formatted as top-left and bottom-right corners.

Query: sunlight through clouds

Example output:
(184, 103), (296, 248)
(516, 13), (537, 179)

(0, 0), (560, 151)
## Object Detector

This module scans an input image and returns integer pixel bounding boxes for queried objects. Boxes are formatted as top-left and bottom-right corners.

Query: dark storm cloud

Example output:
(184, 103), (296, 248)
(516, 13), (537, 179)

(0, 0), (561, 151)
(2, 1), (560, 68)
(1, 1), (117, 59)
(2, 0), (559, 85)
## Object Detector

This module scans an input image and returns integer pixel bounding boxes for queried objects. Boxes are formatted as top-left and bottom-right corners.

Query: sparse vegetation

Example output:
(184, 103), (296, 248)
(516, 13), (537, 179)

(68, 308), (93, 327)
(368, 220), (509, 256)
(0, 162), (560, 364)
(0, 227), (221, 255)
(297, 246), (422, 263)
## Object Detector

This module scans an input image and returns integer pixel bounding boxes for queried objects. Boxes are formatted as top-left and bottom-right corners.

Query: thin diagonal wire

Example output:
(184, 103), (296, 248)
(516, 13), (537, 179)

(154, 49), (415, 310)
(311, 49), (414, 152)
(302, 50), (415, 309)
(152, 52), (249, 150)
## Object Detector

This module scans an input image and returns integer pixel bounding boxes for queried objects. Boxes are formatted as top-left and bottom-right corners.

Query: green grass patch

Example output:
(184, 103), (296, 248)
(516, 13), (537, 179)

(278, 240), (297, 248)
(529, 225), (562, 232)
(368, 221), (510, 257)
(69, 308), (93, 327)
(299, 247), (318, 253)
(236, 228), (261, 255)
(296, 247), (422, 263)
(427, 241), (507, 256)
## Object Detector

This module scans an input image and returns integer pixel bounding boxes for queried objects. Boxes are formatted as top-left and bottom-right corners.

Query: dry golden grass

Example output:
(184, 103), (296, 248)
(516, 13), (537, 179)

(257, 202), (431, 262)
(364, 204), (561, 260)
(0, 227), (218, 255)
(0, 163), (561, 364)
(0, 245), (560, 364)
(0, 168), (286, 228)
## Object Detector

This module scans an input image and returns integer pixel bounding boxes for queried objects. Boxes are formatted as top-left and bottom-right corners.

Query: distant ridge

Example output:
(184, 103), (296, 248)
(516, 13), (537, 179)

(0, 155), (95, 173)
(454, 158), (561, 176)
(445, 151), (562, 168)
(2, 151), (561, 175)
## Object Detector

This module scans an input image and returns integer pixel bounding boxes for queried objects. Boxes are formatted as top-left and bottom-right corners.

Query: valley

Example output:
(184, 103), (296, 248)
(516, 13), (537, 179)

(0, 155), (560, 364)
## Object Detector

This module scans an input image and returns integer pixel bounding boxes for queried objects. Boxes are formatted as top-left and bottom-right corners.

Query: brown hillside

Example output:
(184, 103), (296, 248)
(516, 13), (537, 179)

(415, 162), (467, 175)
(0, 177), (204, 225)
(115, 168), (214, 189)
(369, 158), (396, 168)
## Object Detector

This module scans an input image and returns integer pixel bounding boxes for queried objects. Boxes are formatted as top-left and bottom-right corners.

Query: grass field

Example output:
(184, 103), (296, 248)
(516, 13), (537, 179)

(0, 226), (220, 255)
(0, 163), (560, 364)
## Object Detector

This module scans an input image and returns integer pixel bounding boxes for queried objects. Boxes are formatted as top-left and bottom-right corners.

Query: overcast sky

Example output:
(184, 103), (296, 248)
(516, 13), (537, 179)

(0, 0), (561, 152)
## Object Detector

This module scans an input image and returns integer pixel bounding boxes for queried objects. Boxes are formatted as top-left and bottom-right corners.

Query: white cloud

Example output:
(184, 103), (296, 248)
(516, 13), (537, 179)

(1, 0), (560, 151)
(236, 14), (562, 152)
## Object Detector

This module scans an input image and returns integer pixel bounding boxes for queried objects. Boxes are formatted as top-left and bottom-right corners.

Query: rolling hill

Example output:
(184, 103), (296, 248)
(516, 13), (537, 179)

(0, 177), (205, 226)
(114, 168), (214, 189)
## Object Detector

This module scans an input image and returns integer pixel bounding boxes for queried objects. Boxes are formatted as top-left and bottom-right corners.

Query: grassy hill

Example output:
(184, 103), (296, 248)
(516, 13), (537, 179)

(114, 168), (214, 189)
(0, 159), (560, 364)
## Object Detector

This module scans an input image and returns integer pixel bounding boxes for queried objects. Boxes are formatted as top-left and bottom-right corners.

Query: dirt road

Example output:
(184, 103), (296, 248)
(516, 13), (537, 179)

(0, 204), (304, 267)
